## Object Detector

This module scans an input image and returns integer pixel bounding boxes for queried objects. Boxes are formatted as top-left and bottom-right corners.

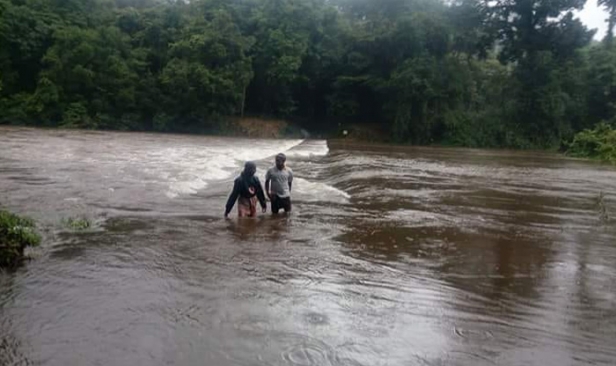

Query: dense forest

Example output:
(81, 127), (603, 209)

(1, 0), (616, 148)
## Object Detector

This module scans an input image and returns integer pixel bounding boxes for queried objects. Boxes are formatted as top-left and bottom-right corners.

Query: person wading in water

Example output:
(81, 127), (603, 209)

(224, 161), (267, 218)
(265, 153), (293, 214)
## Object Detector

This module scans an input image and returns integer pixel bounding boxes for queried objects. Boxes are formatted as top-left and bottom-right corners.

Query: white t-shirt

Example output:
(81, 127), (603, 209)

(265, 167), (293, 198)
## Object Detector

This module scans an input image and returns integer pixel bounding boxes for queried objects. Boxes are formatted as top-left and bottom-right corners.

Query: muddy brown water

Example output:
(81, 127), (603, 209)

(1, 127), (615, 366)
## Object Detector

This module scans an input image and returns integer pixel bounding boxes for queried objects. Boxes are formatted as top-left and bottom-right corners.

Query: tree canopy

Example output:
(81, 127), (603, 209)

(0, 0), (615, 148)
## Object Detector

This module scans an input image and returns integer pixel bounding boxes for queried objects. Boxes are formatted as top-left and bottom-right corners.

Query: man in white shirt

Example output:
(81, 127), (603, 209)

(265, 153), (293, 214)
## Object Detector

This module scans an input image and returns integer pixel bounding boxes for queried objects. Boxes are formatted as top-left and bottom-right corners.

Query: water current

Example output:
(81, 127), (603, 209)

(1, 127), (615, 366)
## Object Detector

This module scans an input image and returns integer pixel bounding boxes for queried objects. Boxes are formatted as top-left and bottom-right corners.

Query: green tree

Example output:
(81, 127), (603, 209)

(160, 2), (254, 130)
(247, 0), (315, 116)
(599, 0), (616, 44)
(587, 44), (616, 124)
(490, 0), (593, 146)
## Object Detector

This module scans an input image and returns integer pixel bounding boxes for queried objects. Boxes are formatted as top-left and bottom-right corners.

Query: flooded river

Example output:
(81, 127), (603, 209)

(1, 127), (615, 366)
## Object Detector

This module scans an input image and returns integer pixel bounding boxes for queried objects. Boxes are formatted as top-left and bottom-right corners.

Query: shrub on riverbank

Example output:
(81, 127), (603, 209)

(0, 210), (41, 267)
(567, 123), (616, 163)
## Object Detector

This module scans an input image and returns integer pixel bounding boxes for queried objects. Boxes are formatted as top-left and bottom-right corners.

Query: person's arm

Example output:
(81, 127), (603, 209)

(265, 170), (272, 199)
(288, 169), (293, 192)
(254, 177), (267, 211)
(224, 179), (240, 217)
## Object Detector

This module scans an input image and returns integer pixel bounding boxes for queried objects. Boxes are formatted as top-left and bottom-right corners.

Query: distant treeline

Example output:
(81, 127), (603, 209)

(1, 0), (616, 148)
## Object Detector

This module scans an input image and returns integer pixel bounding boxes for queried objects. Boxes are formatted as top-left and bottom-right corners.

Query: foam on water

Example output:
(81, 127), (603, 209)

(294, 177), (351, 204)
(284, 141), (350, 203)
(165, 139), (304, 198)
(285, 140), (329, 158)
(162, 139), (337, 199)
(0, 128), (346, 203)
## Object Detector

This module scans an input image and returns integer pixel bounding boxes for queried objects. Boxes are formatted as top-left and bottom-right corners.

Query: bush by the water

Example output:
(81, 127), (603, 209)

(0, 210), (41, 267)
(567, 123), (616, 163)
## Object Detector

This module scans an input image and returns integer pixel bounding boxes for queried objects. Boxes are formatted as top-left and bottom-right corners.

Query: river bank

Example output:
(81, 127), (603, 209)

(4, 119), (616, 166)
(175, 117), (386, 141)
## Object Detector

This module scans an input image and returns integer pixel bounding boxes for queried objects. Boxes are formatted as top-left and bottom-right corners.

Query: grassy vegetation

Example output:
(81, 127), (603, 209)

(595, 192), (611, 224)
(0, 210), (41, 267)
(62, 217), (91, 231)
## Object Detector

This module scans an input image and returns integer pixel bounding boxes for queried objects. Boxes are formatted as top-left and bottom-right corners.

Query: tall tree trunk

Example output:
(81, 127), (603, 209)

(607, 8), (615, 47)
(240, 84), (247, 118)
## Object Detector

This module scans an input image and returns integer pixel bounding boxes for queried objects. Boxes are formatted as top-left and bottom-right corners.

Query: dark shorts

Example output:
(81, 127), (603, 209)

(271, 195), (291, 214)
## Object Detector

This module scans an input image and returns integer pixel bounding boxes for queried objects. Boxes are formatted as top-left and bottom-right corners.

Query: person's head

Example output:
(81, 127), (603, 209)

(275, 153), (286, 170)
(243, 161), (256, 177)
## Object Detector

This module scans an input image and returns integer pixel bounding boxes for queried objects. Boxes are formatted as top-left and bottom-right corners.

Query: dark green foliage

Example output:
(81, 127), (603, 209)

(567, 122), (616, 163)
(0, 210), (41, 268)
(586, 45), (616, 126)
(0, 0), (614, 148)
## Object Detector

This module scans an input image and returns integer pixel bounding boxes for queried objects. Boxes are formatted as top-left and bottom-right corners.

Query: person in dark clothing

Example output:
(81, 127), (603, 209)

(225, 162), (267, 218)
